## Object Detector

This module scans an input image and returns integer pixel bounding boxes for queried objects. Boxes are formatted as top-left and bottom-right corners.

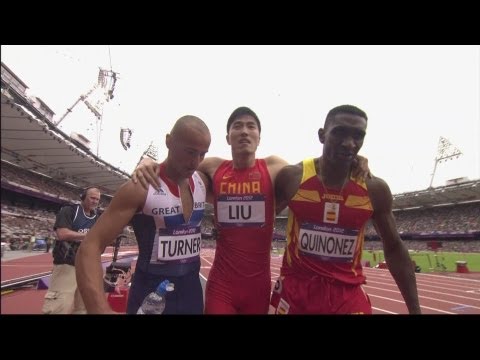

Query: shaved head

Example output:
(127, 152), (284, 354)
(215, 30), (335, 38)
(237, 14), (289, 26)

(165, 115), (211, 181)
(170, 115), (210, 139)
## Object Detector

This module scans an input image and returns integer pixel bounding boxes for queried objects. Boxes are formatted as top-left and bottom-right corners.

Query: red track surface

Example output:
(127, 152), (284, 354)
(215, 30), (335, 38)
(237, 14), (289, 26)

(2, 248), (480, 314)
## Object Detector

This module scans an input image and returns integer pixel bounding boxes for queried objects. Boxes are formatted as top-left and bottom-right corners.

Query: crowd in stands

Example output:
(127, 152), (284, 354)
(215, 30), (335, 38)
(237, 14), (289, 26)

(1, 161), (111, 208)
(1, 202), (56, 248)
(366, 202), (480, 236)
(1, 159), (479, 254)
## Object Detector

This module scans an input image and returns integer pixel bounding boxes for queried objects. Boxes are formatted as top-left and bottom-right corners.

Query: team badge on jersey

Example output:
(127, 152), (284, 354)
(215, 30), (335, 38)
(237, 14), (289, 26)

(248, 171), (261, 180)
(323, 202), (340, 224)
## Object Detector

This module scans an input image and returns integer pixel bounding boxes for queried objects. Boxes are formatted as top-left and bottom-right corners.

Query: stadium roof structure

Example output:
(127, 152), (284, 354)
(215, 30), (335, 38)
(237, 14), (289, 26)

(392, 180), (480, 210)
(1, 93), (130, 196)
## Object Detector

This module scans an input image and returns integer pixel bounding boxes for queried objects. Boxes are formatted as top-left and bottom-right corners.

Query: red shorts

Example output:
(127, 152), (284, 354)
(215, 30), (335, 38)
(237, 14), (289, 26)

(270, 274), (372, 314)
(205, 274), (271, 314)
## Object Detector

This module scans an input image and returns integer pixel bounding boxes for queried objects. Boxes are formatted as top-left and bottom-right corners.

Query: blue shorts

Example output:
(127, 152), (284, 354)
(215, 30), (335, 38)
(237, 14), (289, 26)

(127, 268), (203, 314)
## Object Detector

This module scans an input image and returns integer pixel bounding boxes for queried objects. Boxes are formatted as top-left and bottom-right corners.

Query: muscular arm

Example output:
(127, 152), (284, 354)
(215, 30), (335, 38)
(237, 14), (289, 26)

(75, 180), (146, 314)
(265, 155), (289, 179)
(367, 177), (421, 314)
(274, 163), (303, 214)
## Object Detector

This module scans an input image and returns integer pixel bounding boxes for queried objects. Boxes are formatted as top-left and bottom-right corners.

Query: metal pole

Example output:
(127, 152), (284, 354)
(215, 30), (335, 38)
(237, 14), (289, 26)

(429, 158), (438, 188)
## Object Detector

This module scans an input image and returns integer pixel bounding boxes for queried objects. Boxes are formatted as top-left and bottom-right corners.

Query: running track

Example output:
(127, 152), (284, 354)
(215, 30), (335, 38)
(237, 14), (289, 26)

(2, 248), (479, 314)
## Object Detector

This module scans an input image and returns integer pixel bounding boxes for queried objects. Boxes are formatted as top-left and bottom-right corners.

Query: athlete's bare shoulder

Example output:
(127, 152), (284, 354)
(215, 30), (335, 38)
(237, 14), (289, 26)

(111, 179), (148, 213)
(365, 175), (390, 193)
(264, 155), (289, 167)
(365, 175), (393, 211)
(264, 155), (290, 182)
(279, 162), (303, 180)
(199, 157), (226, 179)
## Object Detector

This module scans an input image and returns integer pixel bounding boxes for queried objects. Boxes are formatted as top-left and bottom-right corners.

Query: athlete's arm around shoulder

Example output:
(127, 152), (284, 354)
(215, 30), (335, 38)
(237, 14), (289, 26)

(132, 156), (160, 190)
(76, 180), (147, 314)
(197, 157), (224, 203)
(198, 157), (225, 180)
(274, 161), (303, 214)
(265, 155), (289, 184)
(367, 176), (421, 314)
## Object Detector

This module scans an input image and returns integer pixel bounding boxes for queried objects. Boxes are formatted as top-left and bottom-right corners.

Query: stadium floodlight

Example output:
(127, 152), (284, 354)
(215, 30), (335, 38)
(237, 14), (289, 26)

(132, 142), (158, 172)
(143, 142), (158, 161)
(55, 68), (118, 129)
(429, 136), (463, 188)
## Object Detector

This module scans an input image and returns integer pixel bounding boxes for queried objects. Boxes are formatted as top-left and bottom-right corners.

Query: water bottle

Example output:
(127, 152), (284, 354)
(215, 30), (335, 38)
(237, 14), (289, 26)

(137, 280), (174, 314)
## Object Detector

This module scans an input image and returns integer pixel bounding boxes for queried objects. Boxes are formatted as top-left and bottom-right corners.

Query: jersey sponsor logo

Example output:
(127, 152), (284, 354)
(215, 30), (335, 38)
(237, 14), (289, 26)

(153, 187), (167, 196)
(322, 193), (344, 202)
(78, 228), (90, 233)
(216, 194), (266, 227)
(297, 223), (358, 262)
(157, 226), (201, 262)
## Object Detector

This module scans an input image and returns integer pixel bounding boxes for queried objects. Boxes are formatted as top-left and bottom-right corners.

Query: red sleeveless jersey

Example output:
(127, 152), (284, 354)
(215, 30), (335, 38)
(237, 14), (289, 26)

(281, 158), (374, 285)
(211, 159), (275, 280)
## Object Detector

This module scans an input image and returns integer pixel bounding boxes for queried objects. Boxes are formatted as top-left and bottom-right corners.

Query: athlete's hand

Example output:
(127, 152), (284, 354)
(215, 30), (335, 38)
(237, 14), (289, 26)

(352, 155), (372, 180)
(131, 157), (160, 190)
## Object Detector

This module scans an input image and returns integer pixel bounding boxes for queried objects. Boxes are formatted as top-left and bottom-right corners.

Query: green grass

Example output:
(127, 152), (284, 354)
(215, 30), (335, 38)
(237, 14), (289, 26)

(362, 250), (480, 272)
(270, 246), (480, 272)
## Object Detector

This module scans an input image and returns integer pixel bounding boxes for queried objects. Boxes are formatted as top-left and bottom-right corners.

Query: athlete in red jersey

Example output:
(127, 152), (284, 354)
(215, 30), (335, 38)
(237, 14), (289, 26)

(206, 158), (275, 313)
(271, 105), (421, 314)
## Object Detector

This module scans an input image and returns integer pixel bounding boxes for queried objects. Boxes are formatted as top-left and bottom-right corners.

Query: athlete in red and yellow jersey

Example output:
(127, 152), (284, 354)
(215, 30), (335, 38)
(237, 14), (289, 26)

(271, 158), (374, 313)
(271, 105), (421, 314)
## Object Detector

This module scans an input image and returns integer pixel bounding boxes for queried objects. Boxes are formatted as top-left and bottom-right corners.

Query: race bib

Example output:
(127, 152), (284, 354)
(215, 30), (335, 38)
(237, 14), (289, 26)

(217, 194), (265, 227)
(156, 226), (201, 262)
(298, 223), (358, 262)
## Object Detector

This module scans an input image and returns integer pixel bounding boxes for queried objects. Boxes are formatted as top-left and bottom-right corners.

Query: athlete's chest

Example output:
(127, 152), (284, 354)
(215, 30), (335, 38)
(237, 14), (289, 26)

(215, 165), (270, 195)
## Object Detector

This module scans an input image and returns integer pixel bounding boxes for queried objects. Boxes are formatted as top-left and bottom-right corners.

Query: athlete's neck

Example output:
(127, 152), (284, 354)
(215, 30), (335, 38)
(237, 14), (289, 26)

(161, 161), (186, 185)
(231, 153), (256, 170)
(316, 157), (351, 189)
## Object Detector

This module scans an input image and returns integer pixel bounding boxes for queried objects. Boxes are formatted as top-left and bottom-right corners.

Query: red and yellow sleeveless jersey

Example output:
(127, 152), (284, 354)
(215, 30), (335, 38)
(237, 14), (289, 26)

(280, 158), (373, 285)
(211, 159), (275, 279)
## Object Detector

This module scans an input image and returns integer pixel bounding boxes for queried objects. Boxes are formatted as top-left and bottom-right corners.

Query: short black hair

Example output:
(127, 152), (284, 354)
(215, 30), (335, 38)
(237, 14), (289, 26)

(226, 106), (261, 133)
(325, 105), (368, 127)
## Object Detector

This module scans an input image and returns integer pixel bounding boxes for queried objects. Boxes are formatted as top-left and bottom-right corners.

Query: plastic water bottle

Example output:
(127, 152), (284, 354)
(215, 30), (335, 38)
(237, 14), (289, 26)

(137, 280), (174, 314)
